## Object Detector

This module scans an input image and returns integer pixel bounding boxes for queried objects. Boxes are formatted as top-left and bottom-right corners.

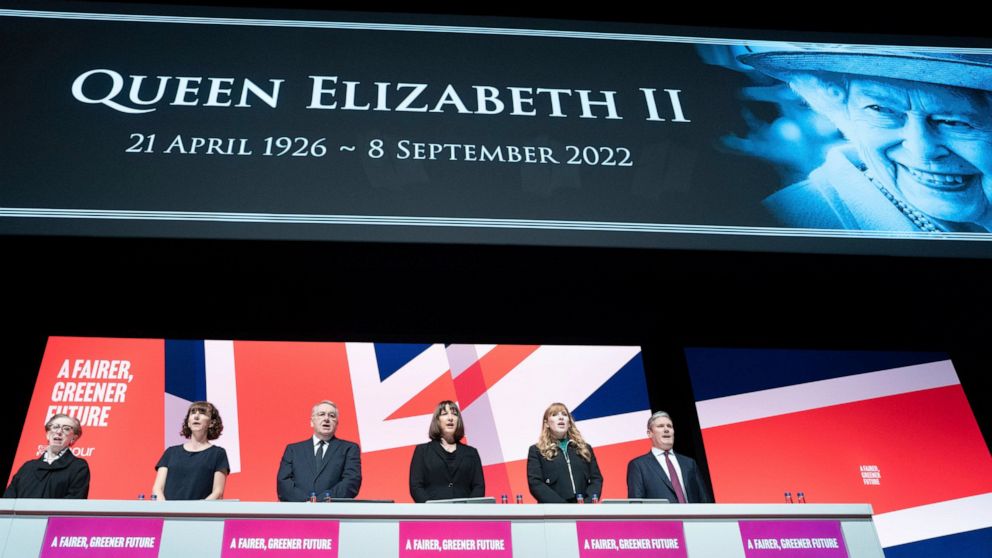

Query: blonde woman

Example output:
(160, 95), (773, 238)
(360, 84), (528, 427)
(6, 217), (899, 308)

(526, 402), (602, 503)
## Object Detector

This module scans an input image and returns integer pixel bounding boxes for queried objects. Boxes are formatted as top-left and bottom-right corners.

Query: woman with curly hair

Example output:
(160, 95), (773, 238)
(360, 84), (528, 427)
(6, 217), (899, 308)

(152, 401), (230, 500)
(526, 402), (602, 503)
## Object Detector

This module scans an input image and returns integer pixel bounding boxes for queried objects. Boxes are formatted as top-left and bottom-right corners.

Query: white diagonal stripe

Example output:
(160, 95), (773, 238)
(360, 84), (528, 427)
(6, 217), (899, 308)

(4, 10), (992, 53)
(696, 360), (960, 429)
(873, 493), (992, 548)
(348, 343), (449, 452)
(576, 410), (652, 448)
(1, 207), (991, 241)
(204, 340), (241, 474)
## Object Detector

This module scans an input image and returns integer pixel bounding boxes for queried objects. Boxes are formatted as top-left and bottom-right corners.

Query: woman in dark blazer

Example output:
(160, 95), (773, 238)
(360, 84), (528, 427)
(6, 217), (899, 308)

(527, 402), (602, 503)
(409, 400), (485, 502)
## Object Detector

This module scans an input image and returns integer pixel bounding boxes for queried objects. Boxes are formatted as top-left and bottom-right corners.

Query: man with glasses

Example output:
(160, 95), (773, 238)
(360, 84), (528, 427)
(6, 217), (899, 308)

(4, 414), (90, 498)
(276, 400), (362, 501)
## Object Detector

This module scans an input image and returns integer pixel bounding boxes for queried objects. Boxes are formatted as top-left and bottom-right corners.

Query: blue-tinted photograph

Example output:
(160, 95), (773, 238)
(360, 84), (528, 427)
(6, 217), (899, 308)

(707, 44), (992, 233)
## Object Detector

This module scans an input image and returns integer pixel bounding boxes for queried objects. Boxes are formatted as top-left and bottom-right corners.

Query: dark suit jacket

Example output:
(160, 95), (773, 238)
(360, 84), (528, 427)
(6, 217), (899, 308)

(4, 452), (90, 499)
(527, 443), (602, 503)
(409, 441), (485, 503)
(276, 437), (362, 501)
(626, 450), (711, 503)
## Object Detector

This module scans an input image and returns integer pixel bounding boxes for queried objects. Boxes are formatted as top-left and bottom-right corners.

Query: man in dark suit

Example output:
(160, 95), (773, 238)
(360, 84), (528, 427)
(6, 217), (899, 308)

(626, 411), (711, 503)
(277, 400), (362, 501)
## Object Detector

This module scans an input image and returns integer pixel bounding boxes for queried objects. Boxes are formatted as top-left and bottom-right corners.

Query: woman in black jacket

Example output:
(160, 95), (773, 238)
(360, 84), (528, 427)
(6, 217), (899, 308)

(527, 402), (602, 503)
(409, 400), (485, 502)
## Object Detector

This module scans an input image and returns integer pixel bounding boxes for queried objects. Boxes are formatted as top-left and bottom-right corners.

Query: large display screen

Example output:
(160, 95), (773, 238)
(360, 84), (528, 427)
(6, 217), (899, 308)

(9, 337), (651, 502)
(685, 348), (992, 558)
(2, 5), (992, 256)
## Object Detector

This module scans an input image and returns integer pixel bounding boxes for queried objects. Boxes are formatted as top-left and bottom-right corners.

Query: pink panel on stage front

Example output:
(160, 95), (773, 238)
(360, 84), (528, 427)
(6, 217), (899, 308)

(399, 521), (512, 557)
(39, 517), (163, 558)
(576, 521), (688, 558)
(739, 520), (849, 558)
(221, 519), (339, 557)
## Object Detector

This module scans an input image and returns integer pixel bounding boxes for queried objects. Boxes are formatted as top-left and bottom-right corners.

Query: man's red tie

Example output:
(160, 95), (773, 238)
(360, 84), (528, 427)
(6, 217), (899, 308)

(664, 451), (687, 503)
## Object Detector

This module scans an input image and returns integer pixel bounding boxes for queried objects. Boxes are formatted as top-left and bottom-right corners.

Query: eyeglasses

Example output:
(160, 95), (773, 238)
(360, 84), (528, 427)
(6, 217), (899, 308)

(47, 424), (75, 434)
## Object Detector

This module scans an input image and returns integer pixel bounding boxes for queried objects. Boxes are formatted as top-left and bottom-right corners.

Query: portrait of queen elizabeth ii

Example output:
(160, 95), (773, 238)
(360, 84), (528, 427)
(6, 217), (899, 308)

(738, 49), (992, 233)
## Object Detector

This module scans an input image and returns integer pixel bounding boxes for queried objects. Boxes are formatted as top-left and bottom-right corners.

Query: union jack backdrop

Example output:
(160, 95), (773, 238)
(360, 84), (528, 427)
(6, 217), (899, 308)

(686, 349), (992, 558)
(12, 337), (652, 502)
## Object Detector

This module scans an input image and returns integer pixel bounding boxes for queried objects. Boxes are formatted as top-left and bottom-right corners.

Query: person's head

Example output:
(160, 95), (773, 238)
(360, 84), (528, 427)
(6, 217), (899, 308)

(45, 414), (81, 453)
(311, 400), (339, 441)
(542, 402), (575, 441)
(537, 402), (592, 461)
(743, 50), (992, 225)
(428, 400), (464, 442)
(180, 401), (224, 440)
(646, 411), (675, 452)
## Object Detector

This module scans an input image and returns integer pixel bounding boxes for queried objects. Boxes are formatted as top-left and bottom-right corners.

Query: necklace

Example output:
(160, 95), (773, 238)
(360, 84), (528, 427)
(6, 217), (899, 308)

(862, 169), (939, 232)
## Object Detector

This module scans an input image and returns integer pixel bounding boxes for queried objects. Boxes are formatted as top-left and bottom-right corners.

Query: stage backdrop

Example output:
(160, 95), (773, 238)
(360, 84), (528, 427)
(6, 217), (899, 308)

(685, 348), (992, 558)
(9, 337), (651, 502)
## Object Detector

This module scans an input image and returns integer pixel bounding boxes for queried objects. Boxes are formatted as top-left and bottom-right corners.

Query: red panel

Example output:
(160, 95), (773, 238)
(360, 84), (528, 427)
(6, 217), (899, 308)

(481, 462), (513, 501)
(594, 439), (654, 499)
(9, 337), (165, 500)
(501, 459), (533, 503)
(702, 385), (992, 513)
(360, 446), (418, 502)
(226, 341), (355, 501)
(453, 363), (488, 410)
